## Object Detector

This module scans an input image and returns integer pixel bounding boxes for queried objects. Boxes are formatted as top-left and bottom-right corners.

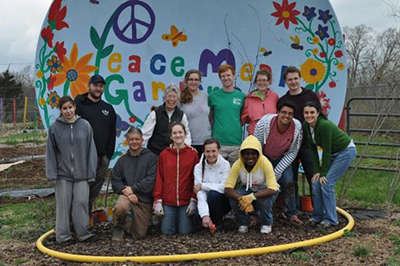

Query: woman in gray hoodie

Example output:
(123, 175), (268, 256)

(46, 96), (98, 245)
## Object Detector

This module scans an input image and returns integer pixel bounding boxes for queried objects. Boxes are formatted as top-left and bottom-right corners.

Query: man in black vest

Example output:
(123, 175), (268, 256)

(75, 74), (116, 213)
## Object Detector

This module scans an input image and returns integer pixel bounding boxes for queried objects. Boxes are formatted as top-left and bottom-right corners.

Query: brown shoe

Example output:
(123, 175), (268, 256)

(290, 215), (303, 226)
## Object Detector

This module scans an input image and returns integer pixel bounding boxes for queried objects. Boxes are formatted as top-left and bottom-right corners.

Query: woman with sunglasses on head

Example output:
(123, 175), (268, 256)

(303, 101), (356, 227)
(194, 138), (231, 233)
(152, 122), (199, 235)
(46, 96), (98, 245)
(179, 69), (211, 156)
(241, 69), (279, 135)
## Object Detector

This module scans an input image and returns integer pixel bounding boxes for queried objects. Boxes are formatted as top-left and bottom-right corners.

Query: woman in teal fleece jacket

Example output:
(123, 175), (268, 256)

(303, 101), (356, 227)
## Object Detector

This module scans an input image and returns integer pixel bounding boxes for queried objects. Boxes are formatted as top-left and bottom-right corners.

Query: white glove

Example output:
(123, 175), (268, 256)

(186, 198), (197, 216)
(153, 200), (164, 217)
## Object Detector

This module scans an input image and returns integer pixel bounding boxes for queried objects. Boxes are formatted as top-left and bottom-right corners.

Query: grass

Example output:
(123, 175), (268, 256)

(386, 257), (400, 266)
(353, 245), (371, 257)
(0, 130), (47, 145)
(0, 199), (55, 242)
(312, 251), (324, 258)
(343, 229), (357, 237)
(291, 251), (309, 261)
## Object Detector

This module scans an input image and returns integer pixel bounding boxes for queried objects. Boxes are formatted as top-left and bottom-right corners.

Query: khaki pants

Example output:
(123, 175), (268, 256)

(113, 195), (152, 238)
(220, 145), (240, 166)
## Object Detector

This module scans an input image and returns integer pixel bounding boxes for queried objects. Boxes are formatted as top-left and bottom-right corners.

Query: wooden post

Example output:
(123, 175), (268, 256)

(13, 97), (16, 127)
(23, 96), (28, 124)
(0, 98), (3, 125)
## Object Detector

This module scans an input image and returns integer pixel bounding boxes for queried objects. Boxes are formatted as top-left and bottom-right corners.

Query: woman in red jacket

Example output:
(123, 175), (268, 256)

(152, 122), (200, 235)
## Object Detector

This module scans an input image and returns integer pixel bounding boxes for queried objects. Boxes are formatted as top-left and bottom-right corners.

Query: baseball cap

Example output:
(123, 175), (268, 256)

(89, 74), (106, 84)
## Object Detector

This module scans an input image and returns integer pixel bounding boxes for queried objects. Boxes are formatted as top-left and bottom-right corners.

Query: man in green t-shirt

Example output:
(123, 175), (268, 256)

(208, 64), (245, 165)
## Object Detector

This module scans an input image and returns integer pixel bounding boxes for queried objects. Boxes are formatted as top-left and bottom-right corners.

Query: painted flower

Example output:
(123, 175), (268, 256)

(41, 26), (54, 48)
(53, 43), (97, 98)
(313, 48), (319, 54)
(312, 36), (320, 44)
(318, 9), (333, 24)
(48, 91), (60, 109)
(47, 74), (56, 91)
(319, 52), (326, 58)
(315, 24), (330, 41)
(302, 6), (316, 21)
(329, 81), (336, 88)
(300, 58), (326, 84)
(328, 38), (336, 46)
(337, 62), (345, 70)
(123, 140), (128, 147)
(36, 70), (44, 79)
(48, 0), (69, 31)
(129, 116), (137, 123)
(47, 55), (63, 73)
(39, 98), (46, 107)
(317, 90), (331, 114)
(271, 0), (300, 30)
(54, 41), (67, 62)
(116, 114), (130, 137)
(335, 50), (343, 58)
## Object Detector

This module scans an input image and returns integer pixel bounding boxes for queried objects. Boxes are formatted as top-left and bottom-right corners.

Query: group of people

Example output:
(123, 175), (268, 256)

(46, 64), (356, 245)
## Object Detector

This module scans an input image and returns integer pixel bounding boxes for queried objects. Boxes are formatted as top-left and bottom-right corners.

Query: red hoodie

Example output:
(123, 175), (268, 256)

(152, 146), (199, 206)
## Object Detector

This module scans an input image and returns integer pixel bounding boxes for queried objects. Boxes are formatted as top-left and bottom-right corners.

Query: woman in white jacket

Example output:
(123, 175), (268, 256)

(194, 139), (231, 233)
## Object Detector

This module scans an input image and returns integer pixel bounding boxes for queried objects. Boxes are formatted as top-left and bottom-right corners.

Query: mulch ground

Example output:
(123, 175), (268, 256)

(1, 144), (400, 265)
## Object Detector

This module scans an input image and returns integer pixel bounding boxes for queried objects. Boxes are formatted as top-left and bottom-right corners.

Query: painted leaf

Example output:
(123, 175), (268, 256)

(90, 26), (100, 49)
(305, 84), (315, 91)
(101, 45), (114, 58)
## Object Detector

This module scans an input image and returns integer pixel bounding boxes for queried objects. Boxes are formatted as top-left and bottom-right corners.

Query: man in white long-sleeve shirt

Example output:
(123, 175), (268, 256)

(254, 100), (303, 225)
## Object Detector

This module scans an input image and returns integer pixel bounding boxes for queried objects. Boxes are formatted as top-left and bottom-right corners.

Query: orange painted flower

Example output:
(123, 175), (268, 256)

(271, 0), (300, 30)
(53, 43), (97, 98)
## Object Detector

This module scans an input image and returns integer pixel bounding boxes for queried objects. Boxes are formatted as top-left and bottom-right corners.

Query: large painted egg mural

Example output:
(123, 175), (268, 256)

(35, 0), (347, 165)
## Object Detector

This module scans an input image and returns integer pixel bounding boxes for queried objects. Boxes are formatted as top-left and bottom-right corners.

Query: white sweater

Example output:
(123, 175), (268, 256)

(194, 154), (231, 218)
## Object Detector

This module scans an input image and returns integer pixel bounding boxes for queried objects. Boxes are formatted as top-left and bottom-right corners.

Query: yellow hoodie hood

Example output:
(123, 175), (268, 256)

(238, 135), (263, 171)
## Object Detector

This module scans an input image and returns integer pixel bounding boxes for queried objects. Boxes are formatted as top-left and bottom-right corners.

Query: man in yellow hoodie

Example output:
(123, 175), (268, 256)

(225, 135), (278, 234)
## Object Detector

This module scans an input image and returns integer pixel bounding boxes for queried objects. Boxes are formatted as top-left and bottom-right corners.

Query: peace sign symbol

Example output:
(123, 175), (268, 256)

(113, 0), (155, 44)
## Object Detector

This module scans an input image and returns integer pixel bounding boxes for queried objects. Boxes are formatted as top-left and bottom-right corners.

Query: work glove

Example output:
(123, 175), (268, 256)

(186, 198), (197, 216)
(153, 199), (164, 217)
(238, 193), (256, 214)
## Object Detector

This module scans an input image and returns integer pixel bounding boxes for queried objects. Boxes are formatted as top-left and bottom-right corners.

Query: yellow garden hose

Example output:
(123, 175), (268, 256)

(36, 207), (354, 263)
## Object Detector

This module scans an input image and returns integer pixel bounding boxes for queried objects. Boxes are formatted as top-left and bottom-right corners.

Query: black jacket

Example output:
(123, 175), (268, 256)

(111, 148), (157, 203)
(75, 93), (116, 159)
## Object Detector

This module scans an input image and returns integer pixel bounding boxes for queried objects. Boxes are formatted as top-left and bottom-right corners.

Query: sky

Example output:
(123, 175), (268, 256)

(0, 0), (397, 72)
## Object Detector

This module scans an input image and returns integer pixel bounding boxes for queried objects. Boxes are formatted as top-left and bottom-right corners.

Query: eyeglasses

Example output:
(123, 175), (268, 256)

(256, 79), (269, 83)
(188, 78), (200, 82)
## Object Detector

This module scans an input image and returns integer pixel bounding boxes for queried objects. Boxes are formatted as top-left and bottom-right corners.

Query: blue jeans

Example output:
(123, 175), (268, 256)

(230, 186), (275, 226)
(268, 157), (297, 219)
(312, 146), (357, 225)
(161, 205), (193, 235)
(208, 191), (231, 226)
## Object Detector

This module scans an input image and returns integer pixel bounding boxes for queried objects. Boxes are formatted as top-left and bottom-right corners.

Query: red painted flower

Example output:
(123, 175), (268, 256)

(48, 0), (69, 31)
(41, 26), (54, 48)
(129, 116), (137, 123)
(328, 38), (336, 46)
(54, 41), (67, 62)
(317, 90), (331, 114)
(47, 74), (56, 91)
(329, 81), (336, 88)
(334, 50), (343, 58)
(271, 0), (300, 30)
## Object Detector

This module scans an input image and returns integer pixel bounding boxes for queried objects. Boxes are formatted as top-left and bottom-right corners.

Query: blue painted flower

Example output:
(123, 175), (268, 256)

(116, 114), (130, 137)
(318, 9), (333, 24)
(315, 24), (330, 41)
(302, 6), (316, 21)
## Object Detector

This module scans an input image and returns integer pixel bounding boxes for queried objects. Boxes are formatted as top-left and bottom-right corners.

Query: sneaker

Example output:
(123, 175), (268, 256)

(260, 225), (272, 234)
(238, 225), (248, 234)
(317, 220), (332, 228)
(59, 239), (75, 246)
(305, 218), (319, 227)
(290, 215), (303, 226)
(112, 227), (125, 240)
(82, 234), (99, 243)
